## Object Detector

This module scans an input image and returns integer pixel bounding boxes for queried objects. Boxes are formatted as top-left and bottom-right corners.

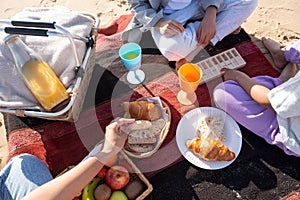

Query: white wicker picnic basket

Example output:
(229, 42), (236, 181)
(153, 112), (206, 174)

(0, 12), (99, 122)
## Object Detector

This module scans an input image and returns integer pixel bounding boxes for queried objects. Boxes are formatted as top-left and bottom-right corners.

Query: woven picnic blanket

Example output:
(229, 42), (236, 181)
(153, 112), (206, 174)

(4, 14), (281, 178)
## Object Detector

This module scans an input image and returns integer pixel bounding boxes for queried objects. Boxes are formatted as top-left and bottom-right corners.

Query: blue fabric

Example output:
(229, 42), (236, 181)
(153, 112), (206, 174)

(150, 0), (258, 60)
(0, 154), (53, 200)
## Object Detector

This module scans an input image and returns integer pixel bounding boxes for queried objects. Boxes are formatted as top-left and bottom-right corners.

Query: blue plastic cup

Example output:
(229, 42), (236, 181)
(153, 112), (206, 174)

(119, 43), (142, 71)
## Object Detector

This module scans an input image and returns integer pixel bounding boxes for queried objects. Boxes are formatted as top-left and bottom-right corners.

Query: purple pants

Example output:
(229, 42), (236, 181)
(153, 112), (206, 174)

(285, 40), (300, 63)
(213, 75), (298, 156)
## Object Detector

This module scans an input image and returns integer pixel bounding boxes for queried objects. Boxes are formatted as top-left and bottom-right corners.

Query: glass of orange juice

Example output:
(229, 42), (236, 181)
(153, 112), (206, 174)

(119, 43), (145, 85)
(177, 63), (202, 105)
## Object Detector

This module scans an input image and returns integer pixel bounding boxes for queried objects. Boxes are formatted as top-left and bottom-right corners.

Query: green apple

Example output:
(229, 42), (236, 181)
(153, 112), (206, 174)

(109, 191), (128, 200)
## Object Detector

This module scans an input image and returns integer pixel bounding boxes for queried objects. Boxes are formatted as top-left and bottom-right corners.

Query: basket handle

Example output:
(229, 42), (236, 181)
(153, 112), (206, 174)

(4, 27), (49, 37)
(11, 21), (56, 29)
(3, 21), (82, 74)
(4, 21), (56, 36)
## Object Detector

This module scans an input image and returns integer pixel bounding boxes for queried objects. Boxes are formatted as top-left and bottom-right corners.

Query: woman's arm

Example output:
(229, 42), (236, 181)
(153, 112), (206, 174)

(22, 156), (106, 200)
(22, 118), (135, 200)
(222, 69), (272, 108)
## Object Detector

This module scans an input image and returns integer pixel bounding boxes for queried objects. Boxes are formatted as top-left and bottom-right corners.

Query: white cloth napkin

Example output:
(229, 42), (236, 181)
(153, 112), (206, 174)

(0, 6), (94, 110)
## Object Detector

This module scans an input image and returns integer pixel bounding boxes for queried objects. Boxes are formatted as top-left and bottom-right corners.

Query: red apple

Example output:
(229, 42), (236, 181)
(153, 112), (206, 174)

(97, 167), (107, 178)
(105, 165), (130, 190)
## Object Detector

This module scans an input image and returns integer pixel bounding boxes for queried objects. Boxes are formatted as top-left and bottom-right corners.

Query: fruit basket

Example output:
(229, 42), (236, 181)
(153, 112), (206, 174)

(59, 150), (153, 200)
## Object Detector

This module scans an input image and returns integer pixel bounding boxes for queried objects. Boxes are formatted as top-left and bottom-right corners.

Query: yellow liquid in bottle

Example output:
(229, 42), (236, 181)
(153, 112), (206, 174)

(22, 59), (69, 111)
(123, 52), (139, 60)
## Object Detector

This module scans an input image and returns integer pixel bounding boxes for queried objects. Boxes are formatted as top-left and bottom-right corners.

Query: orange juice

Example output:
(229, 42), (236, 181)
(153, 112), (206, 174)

(22, 59), (69, 111)
(178, 63), (202, 92)
(183, 73), (200, 82)
(177, 63), (202, 105)
(123, 51), (139, 60)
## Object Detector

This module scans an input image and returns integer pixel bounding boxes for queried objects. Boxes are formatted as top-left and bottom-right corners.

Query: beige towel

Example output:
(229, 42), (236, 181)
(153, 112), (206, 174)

(0, 6), (94, 110)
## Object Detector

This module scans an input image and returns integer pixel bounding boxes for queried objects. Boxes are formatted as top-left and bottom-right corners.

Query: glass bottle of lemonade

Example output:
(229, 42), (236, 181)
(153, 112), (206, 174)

(4, 35), (69, 112)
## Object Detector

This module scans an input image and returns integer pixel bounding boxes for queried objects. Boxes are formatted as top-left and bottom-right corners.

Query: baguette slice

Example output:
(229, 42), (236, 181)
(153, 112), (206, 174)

(123, 101), (162, 121)
(150, 118), (166, 135)
(127, 129), (156, 144)
(130, 120), (152, 130)
(127, 143), (155, 153)
(120, 120), (152, 134)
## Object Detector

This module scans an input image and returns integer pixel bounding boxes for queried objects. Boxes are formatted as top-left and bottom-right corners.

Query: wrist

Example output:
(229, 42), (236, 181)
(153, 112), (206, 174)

(94, 151), (118, 165)
(204, 6), (217, 21)
(206, 6), (217, 15)
(234, 71), (248, 83)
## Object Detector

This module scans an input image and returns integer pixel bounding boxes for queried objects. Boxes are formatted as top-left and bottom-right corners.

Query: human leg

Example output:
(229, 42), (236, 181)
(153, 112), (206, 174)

(0, 154), (53, 200)
(213, 76), (299, 156)
(151, 0), (204, 62)
(279, 62), (298, 82)
(150, 22), (200, 62)
(213, 76), (281, 135)
(211, 0), (258, 45)
(151, 0), (257, 64)
(262, 37), (288, 69)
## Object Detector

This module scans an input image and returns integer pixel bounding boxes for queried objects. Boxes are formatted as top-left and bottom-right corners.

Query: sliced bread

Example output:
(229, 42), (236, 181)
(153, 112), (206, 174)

(150, 118), (166, 135)
(197, 115), (226, 142)
(127, 129), (156, 144)
(127, 143), (155, 153)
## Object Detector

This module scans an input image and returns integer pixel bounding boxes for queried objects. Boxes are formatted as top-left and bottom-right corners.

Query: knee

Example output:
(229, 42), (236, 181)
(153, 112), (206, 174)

(1, 154), (42, 177)
(244, 0), (258, 12)
(213, 83), (227, 108)
(9, 153), (38, 163)
(158, 42), (188, 61)
(8, 154), (46, 171)
(213, 80), (238, 109)
(161, 49), (183, 61)
(151, 29), (196, 61)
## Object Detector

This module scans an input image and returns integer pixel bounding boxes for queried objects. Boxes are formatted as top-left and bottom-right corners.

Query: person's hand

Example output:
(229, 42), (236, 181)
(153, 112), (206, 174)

(101, 118), (135, 154)
(221, 68), (243, 81)
(197, 6), (217, 46)
(154, 19), (184, 37)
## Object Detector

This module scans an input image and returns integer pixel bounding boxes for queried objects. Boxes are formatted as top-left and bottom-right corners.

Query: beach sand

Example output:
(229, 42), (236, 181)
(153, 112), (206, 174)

(0, 0), (299, 169)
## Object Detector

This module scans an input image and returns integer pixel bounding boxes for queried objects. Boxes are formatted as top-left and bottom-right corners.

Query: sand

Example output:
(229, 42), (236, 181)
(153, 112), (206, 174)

(0, 0), (299, 169)
(1, 0), (299, 44)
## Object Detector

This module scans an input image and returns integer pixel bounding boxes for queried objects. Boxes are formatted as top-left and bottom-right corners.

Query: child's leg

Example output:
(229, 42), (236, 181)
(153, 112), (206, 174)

(0, 154), (53, 200)
(213, 76), (299, 156)
(151, 23), (200, 61)
(211, 0), (258, 45)
(151, 0), (258, 61)
(214, 77), (279, 135)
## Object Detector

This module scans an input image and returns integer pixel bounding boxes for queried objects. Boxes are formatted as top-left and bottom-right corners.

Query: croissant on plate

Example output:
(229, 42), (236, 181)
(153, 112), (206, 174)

(123, 100), (162, 121)
(186, 137), (235, 161)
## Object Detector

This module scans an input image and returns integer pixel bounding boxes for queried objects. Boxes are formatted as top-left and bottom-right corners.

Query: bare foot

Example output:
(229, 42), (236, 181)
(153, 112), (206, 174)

(231, 26), (241, 35)
(262, 37), (288, 69)
(175, 58), (187, 71)
(279, 63), (298, 82)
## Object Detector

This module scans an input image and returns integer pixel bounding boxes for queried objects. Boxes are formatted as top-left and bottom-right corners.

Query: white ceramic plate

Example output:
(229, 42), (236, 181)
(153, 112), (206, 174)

(176, 107), (242, 170)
